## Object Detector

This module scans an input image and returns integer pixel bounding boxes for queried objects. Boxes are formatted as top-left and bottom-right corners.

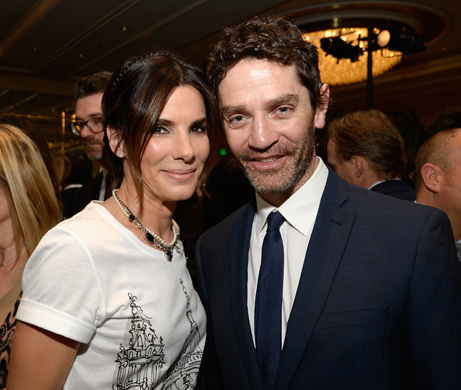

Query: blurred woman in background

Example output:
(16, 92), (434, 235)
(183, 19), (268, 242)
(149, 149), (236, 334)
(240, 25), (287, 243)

(0, 116), (61, 200)
(8, 51), (217, 390)
(0, 124), (61, 387)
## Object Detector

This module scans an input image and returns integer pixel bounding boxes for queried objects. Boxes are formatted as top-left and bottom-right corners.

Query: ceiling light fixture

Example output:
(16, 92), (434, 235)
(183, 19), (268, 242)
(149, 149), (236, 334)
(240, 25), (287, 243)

(377, 29), (426, 54)
(303, 28), (403, 87)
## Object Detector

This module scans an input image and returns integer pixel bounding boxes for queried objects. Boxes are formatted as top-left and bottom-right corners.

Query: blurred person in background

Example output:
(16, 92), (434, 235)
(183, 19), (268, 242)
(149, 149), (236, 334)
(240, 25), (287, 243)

(327, 109), (415, 201)
(61, 149), (93, 219)
(71, 71), (113, 212)
(0, 116), (61, 200)
(415, 128), (461, 259)
(0, 124), (61, 387)
(8, 51), (217, 390)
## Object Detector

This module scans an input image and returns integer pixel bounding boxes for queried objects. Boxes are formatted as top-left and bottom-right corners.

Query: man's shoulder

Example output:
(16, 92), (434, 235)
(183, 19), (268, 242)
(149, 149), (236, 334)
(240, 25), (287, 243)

(73, 172), (104, 212)
(326, 170), (441, 224)
(77, 172), (104, 194)
(201, 200), (253, 242)
(370, 179), (416, 201)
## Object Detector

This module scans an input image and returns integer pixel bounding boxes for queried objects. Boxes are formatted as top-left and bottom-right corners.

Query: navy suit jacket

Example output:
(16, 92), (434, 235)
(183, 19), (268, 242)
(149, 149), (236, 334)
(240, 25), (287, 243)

(370, 179), (416, 202)
(196, 170), (461, 390)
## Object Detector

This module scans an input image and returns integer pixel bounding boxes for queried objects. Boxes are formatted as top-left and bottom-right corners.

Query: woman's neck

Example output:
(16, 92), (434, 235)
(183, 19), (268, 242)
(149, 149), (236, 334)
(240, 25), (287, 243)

(105, 181), (177, 244)
(0, 217), (17, 262)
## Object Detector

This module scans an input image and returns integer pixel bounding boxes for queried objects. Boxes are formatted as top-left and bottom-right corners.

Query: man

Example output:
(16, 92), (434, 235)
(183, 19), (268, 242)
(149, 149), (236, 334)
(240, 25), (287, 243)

(327, 109), (415, 201)
(71, 71), (112, 215)
(61, 149), (93, 219)
(196, 16), (461, 389)
(415, 128), (461, 260)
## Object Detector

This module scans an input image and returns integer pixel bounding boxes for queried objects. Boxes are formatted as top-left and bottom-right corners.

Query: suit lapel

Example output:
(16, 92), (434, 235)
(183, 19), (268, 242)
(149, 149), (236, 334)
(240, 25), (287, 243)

(228, 199), (265, 389)
(275, 171), (356, 389)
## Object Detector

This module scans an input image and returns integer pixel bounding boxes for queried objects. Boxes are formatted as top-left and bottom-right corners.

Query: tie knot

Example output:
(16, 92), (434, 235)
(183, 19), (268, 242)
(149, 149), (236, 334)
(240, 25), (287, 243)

(266, 211), (285, 232)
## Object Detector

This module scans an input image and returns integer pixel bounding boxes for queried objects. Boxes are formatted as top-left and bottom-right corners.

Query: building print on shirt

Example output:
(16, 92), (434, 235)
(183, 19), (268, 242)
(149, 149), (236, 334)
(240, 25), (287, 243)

(161, 279), (202, 390)
(113, 280), (202, 390)
(113, 293), (165, 389)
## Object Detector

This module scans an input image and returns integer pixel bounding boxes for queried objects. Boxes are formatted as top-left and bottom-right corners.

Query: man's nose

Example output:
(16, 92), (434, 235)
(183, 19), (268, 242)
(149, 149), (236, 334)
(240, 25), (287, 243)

(80, 123), (93, 138)
(248, 115), (278, 150)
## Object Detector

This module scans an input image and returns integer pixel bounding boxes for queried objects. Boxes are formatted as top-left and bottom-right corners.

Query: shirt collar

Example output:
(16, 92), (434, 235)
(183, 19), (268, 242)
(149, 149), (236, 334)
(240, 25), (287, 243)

(255, 157), (329, 236)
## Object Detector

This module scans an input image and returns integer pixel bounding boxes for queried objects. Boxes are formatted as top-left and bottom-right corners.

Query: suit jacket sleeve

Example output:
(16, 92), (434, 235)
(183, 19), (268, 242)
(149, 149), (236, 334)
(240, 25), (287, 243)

(196, 235), (224, 390)
(404, 208), (461, 388)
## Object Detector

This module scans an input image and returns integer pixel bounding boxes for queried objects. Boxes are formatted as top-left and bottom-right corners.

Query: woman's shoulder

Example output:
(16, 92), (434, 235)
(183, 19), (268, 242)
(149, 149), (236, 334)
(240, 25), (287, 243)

(52, 201), (115, 238)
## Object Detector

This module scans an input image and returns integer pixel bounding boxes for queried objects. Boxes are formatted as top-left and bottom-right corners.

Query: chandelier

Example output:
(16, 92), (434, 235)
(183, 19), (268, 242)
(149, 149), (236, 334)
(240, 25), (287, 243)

(303, 27), (403, 86)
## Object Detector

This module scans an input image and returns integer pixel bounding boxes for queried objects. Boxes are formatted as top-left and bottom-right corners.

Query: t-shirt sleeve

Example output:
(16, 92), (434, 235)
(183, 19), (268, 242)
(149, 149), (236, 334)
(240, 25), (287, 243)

(17, 226), (105, 344)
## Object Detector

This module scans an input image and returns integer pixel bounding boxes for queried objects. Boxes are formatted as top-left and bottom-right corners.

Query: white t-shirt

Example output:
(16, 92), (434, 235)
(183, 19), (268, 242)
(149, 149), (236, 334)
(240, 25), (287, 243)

(17, 202), (206, 390)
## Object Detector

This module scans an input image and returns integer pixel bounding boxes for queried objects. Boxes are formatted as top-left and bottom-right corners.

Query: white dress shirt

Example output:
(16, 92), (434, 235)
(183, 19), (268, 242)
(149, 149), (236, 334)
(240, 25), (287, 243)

(247, 157), (329, 346)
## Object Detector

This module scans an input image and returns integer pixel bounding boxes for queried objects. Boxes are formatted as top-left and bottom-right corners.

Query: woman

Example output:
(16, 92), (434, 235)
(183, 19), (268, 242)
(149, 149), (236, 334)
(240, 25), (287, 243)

(0, 116), (61, 200)
(0, 124), (61, 387)
(8, 51), (217, 390)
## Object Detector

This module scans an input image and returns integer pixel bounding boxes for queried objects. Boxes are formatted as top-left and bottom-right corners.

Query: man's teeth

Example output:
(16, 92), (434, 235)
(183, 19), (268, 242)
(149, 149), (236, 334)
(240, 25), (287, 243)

(258, 157), (278, 163)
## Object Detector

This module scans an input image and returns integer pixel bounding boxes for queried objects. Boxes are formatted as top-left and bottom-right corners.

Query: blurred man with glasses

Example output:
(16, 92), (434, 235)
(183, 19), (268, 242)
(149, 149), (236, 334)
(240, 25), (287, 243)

(69, 71), (112, 217)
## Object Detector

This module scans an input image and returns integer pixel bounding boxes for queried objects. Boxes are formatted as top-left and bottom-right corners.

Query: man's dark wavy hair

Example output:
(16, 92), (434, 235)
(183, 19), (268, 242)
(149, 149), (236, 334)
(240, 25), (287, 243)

(207, 15), (327, 111)
(74, 71), (112, 100)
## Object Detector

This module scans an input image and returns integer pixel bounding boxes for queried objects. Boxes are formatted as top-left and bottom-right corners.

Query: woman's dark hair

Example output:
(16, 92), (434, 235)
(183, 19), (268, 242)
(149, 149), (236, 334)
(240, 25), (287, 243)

(102, 51), (218, 200)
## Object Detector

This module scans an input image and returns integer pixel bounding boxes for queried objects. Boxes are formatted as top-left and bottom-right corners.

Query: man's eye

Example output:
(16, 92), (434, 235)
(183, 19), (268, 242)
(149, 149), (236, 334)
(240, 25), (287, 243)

(278, 107), (290, 113)
(230, 115), (244, 123)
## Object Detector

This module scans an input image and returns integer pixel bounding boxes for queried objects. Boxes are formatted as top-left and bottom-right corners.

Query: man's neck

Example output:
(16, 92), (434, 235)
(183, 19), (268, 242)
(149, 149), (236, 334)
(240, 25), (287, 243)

(258, 157), (319, 207)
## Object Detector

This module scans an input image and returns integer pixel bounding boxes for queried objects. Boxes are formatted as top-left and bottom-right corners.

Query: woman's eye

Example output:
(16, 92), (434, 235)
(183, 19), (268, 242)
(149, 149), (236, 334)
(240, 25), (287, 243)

(191, 126), (207, 134)
(152, 125), (167, 134)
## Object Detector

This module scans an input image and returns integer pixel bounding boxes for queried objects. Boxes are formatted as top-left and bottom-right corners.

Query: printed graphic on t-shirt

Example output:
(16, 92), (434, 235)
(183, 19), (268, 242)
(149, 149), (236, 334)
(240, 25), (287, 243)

(113, 279), (202, 389)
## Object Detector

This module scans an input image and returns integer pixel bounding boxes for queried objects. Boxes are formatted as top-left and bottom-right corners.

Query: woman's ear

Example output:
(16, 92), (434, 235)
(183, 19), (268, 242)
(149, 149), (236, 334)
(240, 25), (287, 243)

(106, 125), (124, 158)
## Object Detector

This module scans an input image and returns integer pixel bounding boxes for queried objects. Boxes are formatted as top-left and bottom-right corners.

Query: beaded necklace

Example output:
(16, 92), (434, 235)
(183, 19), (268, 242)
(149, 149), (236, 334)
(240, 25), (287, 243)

(113, 189), (180, 261)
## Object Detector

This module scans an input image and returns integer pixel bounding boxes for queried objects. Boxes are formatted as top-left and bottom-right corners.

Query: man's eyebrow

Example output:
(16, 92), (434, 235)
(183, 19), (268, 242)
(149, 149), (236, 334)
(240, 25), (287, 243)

(220, 105), (247, 116)
(264, 94), (299, 109)
(220, 94), (300, 115)
(75, 112), (103, 121)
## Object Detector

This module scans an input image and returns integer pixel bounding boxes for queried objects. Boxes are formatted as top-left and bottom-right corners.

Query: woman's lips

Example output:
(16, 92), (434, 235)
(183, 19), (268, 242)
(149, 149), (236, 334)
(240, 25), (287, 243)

(162, 169), (196, 182)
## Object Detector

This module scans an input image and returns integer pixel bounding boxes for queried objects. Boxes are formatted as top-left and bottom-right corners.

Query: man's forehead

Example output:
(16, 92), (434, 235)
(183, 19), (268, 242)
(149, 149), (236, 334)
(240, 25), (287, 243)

(221, 58), (297, 83)
(218, 59), (307, 105)
(75, 92), (104, 118)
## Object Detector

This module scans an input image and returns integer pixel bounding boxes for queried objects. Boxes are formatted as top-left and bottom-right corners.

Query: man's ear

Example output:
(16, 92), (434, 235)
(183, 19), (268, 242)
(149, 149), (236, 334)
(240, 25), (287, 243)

(106, 125), (124, 157)
(314, 84), (330, 129)
(350, 155), (363, 178)
(421, 163), (443, 193)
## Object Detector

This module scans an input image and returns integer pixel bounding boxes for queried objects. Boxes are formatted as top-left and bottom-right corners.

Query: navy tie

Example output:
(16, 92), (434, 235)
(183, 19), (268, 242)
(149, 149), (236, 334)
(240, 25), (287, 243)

(255, 211), (285, 390)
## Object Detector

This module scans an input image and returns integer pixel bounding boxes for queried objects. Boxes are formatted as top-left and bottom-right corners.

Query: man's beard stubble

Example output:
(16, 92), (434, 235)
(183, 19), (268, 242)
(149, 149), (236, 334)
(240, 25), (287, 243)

(84, 137), (104, 161)
(235, 119), (316, 195)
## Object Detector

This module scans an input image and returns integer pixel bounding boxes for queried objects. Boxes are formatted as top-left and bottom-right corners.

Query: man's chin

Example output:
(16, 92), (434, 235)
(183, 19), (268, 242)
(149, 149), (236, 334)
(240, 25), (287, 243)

(245, 171), (292, 194)
(84, 147), (103, 161)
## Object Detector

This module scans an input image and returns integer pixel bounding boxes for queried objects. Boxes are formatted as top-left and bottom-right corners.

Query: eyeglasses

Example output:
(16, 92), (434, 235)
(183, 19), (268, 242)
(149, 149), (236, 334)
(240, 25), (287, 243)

(70, 116), (105, 136)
